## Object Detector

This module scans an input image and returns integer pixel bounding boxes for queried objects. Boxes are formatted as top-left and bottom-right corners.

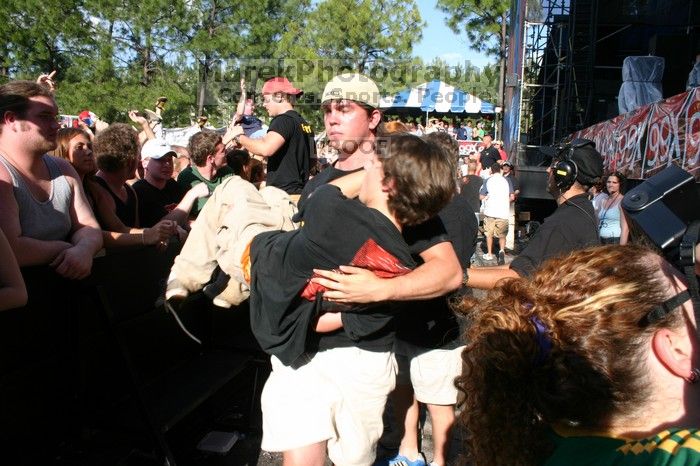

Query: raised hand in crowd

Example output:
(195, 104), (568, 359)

(234, 78), (247, 122)
(36, 70), (57, 93)
(77, 119), (95, 140)
(128, 110), (155, 141)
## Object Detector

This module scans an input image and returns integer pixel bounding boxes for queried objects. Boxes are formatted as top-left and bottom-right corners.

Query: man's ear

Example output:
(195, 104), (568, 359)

(2, 110), (19, 128)
(369, 109), (382, 130)
(652, 327), (694, 380)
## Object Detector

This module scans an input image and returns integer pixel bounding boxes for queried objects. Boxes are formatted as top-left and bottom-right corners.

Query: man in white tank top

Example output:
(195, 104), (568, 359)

(0, 80), (102, 279)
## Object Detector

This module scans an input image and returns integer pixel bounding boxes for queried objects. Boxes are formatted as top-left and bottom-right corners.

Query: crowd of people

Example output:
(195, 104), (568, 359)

(377, 117), (495, 142)
(0, 70), (699, 466)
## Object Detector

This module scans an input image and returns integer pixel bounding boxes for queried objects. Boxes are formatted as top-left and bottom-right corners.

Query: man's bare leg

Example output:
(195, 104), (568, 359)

(396, 395), (422, 462)
(425, 404), (455, 466)
(498, 235), (507, 253)
(283, 441), (327, 466)
(485, 234), (494, 256)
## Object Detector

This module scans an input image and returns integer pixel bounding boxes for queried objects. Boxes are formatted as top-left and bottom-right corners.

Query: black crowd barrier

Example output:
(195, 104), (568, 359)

(0, 244), (266, 465)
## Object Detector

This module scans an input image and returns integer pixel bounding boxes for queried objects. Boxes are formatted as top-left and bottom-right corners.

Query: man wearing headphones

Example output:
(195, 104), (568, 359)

(467, 139), (603, 289)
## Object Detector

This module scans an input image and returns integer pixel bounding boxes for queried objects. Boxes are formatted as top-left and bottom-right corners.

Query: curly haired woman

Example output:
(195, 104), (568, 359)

(456, 245), (700, 466)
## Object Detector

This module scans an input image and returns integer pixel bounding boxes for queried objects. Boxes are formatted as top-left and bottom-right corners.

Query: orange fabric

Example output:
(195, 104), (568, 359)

(242, 240), (253, 284)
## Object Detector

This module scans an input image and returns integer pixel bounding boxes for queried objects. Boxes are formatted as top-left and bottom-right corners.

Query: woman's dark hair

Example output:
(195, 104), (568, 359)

(605, 171), (627, 194)
(54, 128), (91, 161)
(226, 149), (250, 176)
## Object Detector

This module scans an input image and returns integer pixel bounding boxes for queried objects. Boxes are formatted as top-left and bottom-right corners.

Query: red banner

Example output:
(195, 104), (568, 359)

(572, 88), (700, 180)
(457, 140), (483, 156)
(643, 91), (689, 177)
(684, 89), (700, 172)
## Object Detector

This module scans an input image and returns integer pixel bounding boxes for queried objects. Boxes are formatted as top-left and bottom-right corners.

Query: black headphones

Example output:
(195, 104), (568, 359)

(552, 138), (595, 190)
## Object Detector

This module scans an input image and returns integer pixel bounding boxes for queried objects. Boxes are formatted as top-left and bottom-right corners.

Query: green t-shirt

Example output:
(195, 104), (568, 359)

(546, 428), (700, 466)
(176, 165), (233, 218)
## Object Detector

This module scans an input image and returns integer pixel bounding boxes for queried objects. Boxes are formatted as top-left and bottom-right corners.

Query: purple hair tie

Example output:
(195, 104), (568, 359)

(530, 315), (552, 366)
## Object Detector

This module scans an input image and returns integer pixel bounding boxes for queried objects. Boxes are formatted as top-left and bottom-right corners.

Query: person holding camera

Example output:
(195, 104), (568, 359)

(456, 244), (700, 466)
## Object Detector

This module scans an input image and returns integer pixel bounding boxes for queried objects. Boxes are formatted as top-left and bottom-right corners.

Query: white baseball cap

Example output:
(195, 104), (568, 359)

(141, 138), (176, 160)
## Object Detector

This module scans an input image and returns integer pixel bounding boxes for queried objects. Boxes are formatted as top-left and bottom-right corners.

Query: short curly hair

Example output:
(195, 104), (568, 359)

(378, 134), (455, 226)
(93, 123), (139, 173)
(188, 130), (222, 167)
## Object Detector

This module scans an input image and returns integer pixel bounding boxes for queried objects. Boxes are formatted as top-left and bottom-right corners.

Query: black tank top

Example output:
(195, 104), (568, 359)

(94, 176), (138, 227)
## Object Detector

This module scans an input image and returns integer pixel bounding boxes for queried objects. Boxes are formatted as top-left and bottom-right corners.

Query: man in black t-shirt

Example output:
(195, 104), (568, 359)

(133, 138), (209, 229)
(302, 74), (462, 304)
(460, 159), (483, 215)
(265, 73), (462, 466)
(466, 140), (603, 289)
(479, 134), (501, 174)
(226, 76), (314, 195)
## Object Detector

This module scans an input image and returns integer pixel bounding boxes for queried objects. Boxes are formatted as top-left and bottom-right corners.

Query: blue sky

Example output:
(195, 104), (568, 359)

(413, 0), (493, 69)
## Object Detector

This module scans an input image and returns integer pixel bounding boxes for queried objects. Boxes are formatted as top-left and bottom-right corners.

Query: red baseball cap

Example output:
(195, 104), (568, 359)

(261, 77), (302, 95)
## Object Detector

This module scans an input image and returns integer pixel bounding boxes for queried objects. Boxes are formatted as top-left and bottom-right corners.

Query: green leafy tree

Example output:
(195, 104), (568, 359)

(0, 0), (94, 80)
(171, 0), (247, 117)
(462, 63), (499, 104)
(104, 0), (184, 85)
(171, 0), (313, 123)
(437, 0), (508, 106)
(275, 0), (424, 128)
(437, 0), (509, 58)
(295, 0), (424, 73)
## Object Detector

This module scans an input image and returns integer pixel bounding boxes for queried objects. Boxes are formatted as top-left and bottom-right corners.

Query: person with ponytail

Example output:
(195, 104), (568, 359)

(456, 244), (700, 466)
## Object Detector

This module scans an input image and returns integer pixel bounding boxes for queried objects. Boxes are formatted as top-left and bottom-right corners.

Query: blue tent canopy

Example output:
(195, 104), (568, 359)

(380, 80), (495, 114)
